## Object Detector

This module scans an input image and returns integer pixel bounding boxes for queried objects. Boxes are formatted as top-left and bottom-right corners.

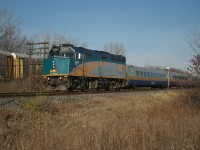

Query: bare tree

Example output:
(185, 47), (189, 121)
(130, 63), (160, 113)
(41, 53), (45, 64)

(53, 34), (88, 48)
(187, 30), (200, 76)
(79, 42), (88, 48)
(52, 34), (67, 46)
(0, 9), (27, 53)
(103, 41), (126, 56)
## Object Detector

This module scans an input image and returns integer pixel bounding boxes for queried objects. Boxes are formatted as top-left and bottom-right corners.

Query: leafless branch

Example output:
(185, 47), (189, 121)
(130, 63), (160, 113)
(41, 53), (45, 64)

(103, 41), (126, 56)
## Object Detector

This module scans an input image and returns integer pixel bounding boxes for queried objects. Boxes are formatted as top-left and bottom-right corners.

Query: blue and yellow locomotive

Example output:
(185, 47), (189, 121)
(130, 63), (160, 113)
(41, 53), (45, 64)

(42, 44), (127, 91)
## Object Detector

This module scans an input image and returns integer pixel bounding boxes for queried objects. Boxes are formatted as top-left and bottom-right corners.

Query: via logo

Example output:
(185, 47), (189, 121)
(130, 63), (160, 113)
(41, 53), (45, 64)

(75, 61), (79, 66)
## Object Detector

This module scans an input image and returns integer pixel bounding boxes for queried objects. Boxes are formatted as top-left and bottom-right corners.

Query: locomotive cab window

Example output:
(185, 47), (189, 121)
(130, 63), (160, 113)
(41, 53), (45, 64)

(49, 46), (74, 57)
(49, 47), (59, 56)
(75, 53), (82, 60)
(60, 47), (74, 58)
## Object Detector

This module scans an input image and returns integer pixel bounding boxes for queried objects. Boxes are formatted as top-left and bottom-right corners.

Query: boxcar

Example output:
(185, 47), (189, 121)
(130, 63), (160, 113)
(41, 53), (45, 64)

(0, 50), (43, 80)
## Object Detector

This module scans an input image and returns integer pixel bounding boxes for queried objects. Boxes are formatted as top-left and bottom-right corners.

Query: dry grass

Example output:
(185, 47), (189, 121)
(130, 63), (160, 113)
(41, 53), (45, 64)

(1, 90), (200, 150)
(0, 79), (44, 93)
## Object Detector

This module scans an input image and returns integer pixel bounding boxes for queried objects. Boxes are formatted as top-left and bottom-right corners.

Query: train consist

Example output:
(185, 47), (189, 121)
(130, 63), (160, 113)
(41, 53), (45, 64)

(42, 44), (198, 91)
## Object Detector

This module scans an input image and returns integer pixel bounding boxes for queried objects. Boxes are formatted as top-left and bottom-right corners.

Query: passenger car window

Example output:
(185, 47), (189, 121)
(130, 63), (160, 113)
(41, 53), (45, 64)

(147, 72), (150, 77)
(144, 72), (147, 77)
(136, 71), (139, 77)
(140, 71), (144, 77)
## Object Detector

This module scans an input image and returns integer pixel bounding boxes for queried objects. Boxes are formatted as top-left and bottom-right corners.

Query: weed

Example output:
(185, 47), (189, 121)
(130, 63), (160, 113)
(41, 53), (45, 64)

(1, 91), (200, 149)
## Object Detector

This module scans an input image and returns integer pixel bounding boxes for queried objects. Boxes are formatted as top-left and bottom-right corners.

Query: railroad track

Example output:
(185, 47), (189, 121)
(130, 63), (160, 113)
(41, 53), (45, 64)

(0, 88), (180, 107)
(0, 91), (63, 98)
(0, 88), (157, 98)
(0, 87), (182, 98)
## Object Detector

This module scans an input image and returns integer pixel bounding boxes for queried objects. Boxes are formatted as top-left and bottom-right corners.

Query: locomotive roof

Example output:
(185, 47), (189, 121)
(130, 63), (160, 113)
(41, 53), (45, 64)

(49, 44), (126, 63)
(70, 45), (125, 58)
(52, 44), (125, 59)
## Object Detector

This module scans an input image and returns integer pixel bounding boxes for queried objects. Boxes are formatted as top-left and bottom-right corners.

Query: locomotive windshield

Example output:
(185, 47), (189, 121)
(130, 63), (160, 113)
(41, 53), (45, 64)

(49, 47), (60, 56)
(49, 46), (74, 58)
(60, 46), (74, 57)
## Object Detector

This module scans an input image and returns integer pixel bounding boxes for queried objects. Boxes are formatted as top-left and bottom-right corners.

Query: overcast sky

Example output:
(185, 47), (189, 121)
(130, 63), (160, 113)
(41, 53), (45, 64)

(1, 0), (200, 70)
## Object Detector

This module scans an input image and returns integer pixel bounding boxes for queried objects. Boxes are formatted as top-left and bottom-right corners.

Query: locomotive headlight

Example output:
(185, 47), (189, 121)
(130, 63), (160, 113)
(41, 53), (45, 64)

(52, 60), (56, 69)
(43, 76), (47, 81)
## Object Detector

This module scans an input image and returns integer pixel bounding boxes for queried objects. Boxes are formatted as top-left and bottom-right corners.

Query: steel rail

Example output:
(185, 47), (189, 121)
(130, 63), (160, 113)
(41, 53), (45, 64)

(0, 87), (182, 98)
(0, 88), (157, 98)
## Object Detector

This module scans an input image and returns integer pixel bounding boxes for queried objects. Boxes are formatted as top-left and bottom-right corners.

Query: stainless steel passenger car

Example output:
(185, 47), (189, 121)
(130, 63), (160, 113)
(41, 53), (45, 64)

(127, 65), (192, 88)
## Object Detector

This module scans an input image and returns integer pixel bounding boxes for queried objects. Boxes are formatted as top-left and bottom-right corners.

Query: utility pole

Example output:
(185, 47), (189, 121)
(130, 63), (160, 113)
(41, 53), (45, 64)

(166, 67), (170, 90)
(81, 54), (86, 91)
(26, 42), (49, 91)
(26, 42), (49, 79)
